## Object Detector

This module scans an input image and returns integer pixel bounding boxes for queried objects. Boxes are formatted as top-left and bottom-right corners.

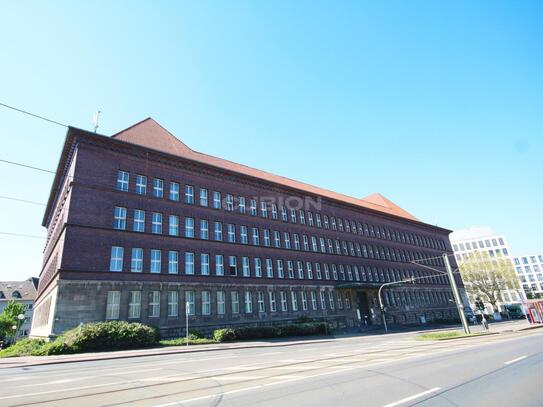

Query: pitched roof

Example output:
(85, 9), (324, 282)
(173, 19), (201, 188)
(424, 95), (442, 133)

(112, 118), (419, 221)
(0, 278), (38, 301)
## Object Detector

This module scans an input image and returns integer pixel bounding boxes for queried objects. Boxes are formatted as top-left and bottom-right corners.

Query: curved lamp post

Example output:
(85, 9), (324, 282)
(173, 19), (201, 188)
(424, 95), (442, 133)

(378, 278), (415, 334)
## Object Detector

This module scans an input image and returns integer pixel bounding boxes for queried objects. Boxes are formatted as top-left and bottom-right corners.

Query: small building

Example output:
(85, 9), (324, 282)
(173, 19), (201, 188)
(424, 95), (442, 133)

(512, 254), (543, 299)
(0, 277), (39, 337)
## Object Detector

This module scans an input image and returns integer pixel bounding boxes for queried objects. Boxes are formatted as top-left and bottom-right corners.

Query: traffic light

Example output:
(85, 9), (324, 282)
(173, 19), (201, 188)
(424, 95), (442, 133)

(475, 297), (485, 311)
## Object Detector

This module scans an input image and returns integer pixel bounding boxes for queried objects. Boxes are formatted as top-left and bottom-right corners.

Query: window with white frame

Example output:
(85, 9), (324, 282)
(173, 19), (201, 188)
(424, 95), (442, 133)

(215, 254), (224, 275)
(252, 228), (259, 245)
(257, 291), (265, 313)
(290, 208), (297, 223)
(116, 170), (129, 192)
(277, 259), (285, 278)
(265, 259), (273, 278)
(168, 251), (178, 274)
(306, 262), (313, 279)
(153, 178), (164, 198)
(260, 201), (268, 218)
(227, 223), (236, 243)
(200, 219), (209, 240)
(228, 256), (237, 276)
(106, 291), (120, 319)
(297, 261), (304, 279)
(307, 212), (314, 226)
(152, 212), (162, 234)
(217, 291), (226, 315)
(269, 291), (277, 312)
(311, 291), (318, 310)
(202, 291), (211, 315)
(168, 291), (178, 317)
(169, 182), (179, 201)
(281, 206), (288, 222)
(328, 291), (335, 309)
(245, 291), (253, 313)
(323, 263), (330, 280)
(271, 204), (278, 219)
(185, 185), (194, 204)
(320, 238), (326, 253)
(231, 291), (240, 314)
(150, 249), (161, 273)
(287, 261), (294, 278)
(284, 232), (291, 249)
(291, 291), (298, 311)
(135, 174), (147, 195)
(213, 191), (221, 209)
(131, 248), (143, 272)
(274, 231), (281, 248)
(128, 291), (141, 318)
(240, 225), (248, 244)
(280, 291), (288, 311)
(302, 235), (309, 251)
(113, 207), (127, 230)
(311, 236), (318, 252)
(226, 194), (234, 211)
(263, 229), (271, 247)
(242, 256), (251, 277)
(214, 222), (223, 241)
(316, 213), (322, 228)
(301, 291), (308, 311)
(185, 291), (195, 315)
(185, 217), (194, 238)
(254, 258), (262, 277)
(294, 234), (300, 250)
(133, 209), (145, 232)
(201, 253), (210, 275)
(239, 196), (246, 214)
(185, 252), (194, 274)
(200, 188), (209, 206)
(109, 246), (124, 272)
(299, 210), (305, 225)
(149, 291), (160, 317)
(250, 199), (257, 216)
(169, 215), (179, 236)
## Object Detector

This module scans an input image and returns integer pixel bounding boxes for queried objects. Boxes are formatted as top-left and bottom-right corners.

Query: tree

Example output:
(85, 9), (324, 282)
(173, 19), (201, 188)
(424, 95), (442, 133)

(459, 252), (519, 312)
(0, 301), (26, 341)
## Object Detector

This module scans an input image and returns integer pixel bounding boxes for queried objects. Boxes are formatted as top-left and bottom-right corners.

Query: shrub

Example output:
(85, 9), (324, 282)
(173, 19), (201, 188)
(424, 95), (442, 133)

(213, 328), (237, 342)
(187, 330), (205, 340)
(212, 322), (329, 342)
(0, 338), (46, 358)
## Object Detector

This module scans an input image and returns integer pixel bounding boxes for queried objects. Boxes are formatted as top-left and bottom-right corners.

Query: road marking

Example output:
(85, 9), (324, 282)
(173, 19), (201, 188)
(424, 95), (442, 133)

(504, 355), (527, 365)
(382, 387), (441, 407)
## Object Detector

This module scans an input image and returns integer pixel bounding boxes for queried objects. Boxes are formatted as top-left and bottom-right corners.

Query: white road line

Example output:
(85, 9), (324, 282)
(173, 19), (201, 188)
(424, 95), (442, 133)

(382, 387), (442, 407)
(504, 355), (527, 365)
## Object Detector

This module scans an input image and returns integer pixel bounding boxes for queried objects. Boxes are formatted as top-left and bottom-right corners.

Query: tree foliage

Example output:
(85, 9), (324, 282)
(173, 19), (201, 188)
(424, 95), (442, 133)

(0, 301), (26, 341)
(459, 252), (519, 311)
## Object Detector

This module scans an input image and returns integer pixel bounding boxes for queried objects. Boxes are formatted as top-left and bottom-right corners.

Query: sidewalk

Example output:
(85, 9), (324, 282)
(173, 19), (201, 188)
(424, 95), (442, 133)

(1, 320), (540, 369)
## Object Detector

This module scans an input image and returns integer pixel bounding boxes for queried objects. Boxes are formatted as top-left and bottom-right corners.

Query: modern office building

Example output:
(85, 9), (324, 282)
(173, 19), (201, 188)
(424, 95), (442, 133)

(0, 277), (39, 338)
(512, 254), (543, 298)
(31, 118), (463, 338)
(450, 226), (525, 308)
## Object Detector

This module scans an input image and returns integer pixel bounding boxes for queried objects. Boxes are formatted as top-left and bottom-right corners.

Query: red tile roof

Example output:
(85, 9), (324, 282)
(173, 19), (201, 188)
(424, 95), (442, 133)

(112, 118), (419, 221)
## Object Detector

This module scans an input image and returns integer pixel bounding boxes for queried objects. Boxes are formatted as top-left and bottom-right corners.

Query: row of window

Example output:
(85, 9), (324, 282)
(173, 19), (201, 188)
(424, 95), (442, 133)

(113, 207), (445, 267)
(514, 255), (543, 266)
(452, 238), (505, 252)
(109, 246), (449, 285)
(115, 170), (446, 251)
(105, 287), (454, 320)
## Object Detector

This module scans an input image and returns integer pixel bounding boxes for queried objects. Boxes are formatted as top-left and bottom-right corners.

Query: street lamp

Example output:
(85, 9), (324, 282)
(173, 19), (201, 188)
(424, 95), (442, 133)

(378, 277), (415, 334)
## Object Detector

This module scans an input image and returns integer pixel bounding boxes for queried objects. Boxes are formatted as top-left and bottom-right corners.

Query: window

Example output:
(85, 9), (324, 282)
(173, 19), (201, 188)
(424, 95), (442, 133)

(269, 291), (277, 312)
(297, 261), (304, 279)
(116, 170), (129, 191)
(185, 185), (194, 204)
(299, 210), (306, 225)
(201, 253), (210, 275)
(250, 199), (258, 216)
(254, 258), (262, 277)
(149, 291), (160, 317)
(323, 215), (329, 229)
(242, 257), (251, 277)
(293, 234), (300, 250)
(150, 249), (161, 273)
(320, 291), (326, 309)
(306, 262), (313, 279)
(215, 254), (224, 275)
(274, 231), (281, 248)
(213, 191), (222, 209)
(169, 215), (179, 236)
(200, 188), (209, 206)
(133, 210), (145, 232)
(185, 217), (194, 238)
(245, 291), (253, 313)
(307, 212), (314, 226)
(263, 229), (271, 247)
(239, 196), (246, 214)
(287, 261), (295, 278)
(231, 291), (240, 314)
(252, 228), (260, 245)
(135, 175), (147, 195)
(106, 291), (120, 320)
(316, 213), (322, 228)
(128, 291), (141, 318)
(131, 248), (143, 272)
(315, 263), (322, 279)
(311, 291), (318, 310)
(217, 291), (226, 315)
(168, 291), (178, 317)
(202, 291), (211, 315)
(281, 206), (288, 222)
(290, 208), (297, 223)
(153, 178), (164, 198)
(113, 207), (127, 230)
(185, 252), (195, 274)
(328, 292), (335, 309)
(277, 259), (285, 278)
(229, 256), (237, 276)
(271, 204), (278, 220)
(152, 212), (162, 234)
(266, 259), (273, 278)
(200, 219), (209, 239)
(260, 201), (268, 218)
(311, 236), (318, 252)
(168, 251), (178, 274)
(226, 194), (234, 211)
(109, 246), (124, 272)
(324, 263), (330, 280)
(301, 291), (308, 310)
(258, 291), (265, 312)
(240, 226), (248, 244)
(284, 233), (291, 249)
(291, 291), (298, 311)
(169, 182), (179, 201)
(214, 222), (223, 241)
(185, 291), (195, 315)
(227, 223), (236, 243)
(280, 291), (288, 311)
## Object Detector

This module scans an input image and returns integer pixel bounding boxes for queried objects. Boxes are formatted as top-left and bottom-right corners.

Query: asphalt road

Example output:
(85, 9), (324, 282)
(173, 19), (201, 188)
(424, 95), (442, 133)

(0, 326), (541, 407)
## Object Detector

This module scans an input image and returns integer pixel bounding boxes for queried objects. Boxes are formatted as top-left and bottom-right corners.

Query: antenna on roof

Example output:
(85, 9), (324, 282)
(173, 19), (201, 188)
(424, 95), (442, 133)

(92, 110), (101, 133)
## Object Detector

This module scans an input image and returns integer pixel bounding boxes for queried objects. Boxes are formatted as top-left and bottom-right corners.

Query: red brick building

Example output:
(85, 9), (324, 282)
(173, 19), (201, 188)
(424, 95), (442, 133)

(31, 118), (464, 337)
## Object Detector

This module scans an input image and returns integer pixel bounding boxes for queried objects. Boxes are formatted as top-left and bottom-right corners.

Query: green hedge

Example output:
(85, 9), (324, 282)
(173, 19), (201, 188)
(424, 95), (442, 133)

(213, 322), (329, 342)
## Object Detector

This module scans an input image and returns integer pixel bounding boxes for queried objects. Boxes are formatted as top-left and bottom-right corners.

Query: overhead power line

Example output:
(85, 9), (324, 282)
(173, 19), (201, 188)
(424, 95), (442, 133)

(0, 195), (46, 206)
(0, 102), (67, 128)
(0, 158), (56, 174)
(0, 231), (45, 239)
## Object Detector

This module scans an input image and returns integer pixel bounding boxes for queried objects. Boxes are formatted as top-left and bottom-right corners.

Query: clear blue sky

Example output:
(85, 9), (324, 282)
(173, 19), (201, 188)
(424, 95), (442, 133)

(0, 1), (541, 281)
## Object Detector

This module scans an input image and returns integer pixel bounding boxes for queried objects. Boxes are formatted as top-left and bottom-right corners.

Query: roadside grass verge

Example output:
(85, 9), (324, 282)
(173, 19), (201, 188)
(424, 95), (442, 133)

(159, 338), (216, 346)
(418, 330), (492, 341)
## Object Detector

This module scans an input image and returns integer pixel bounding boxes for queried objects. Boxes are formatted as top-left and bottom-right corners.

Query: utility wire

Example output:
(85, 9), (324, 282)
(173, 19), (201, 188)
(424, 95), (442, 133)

(0, 195), (46, 206)
(0, 231), (45, 239)
(0, 158), (56, 174)
(0, 102), (67, 128)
